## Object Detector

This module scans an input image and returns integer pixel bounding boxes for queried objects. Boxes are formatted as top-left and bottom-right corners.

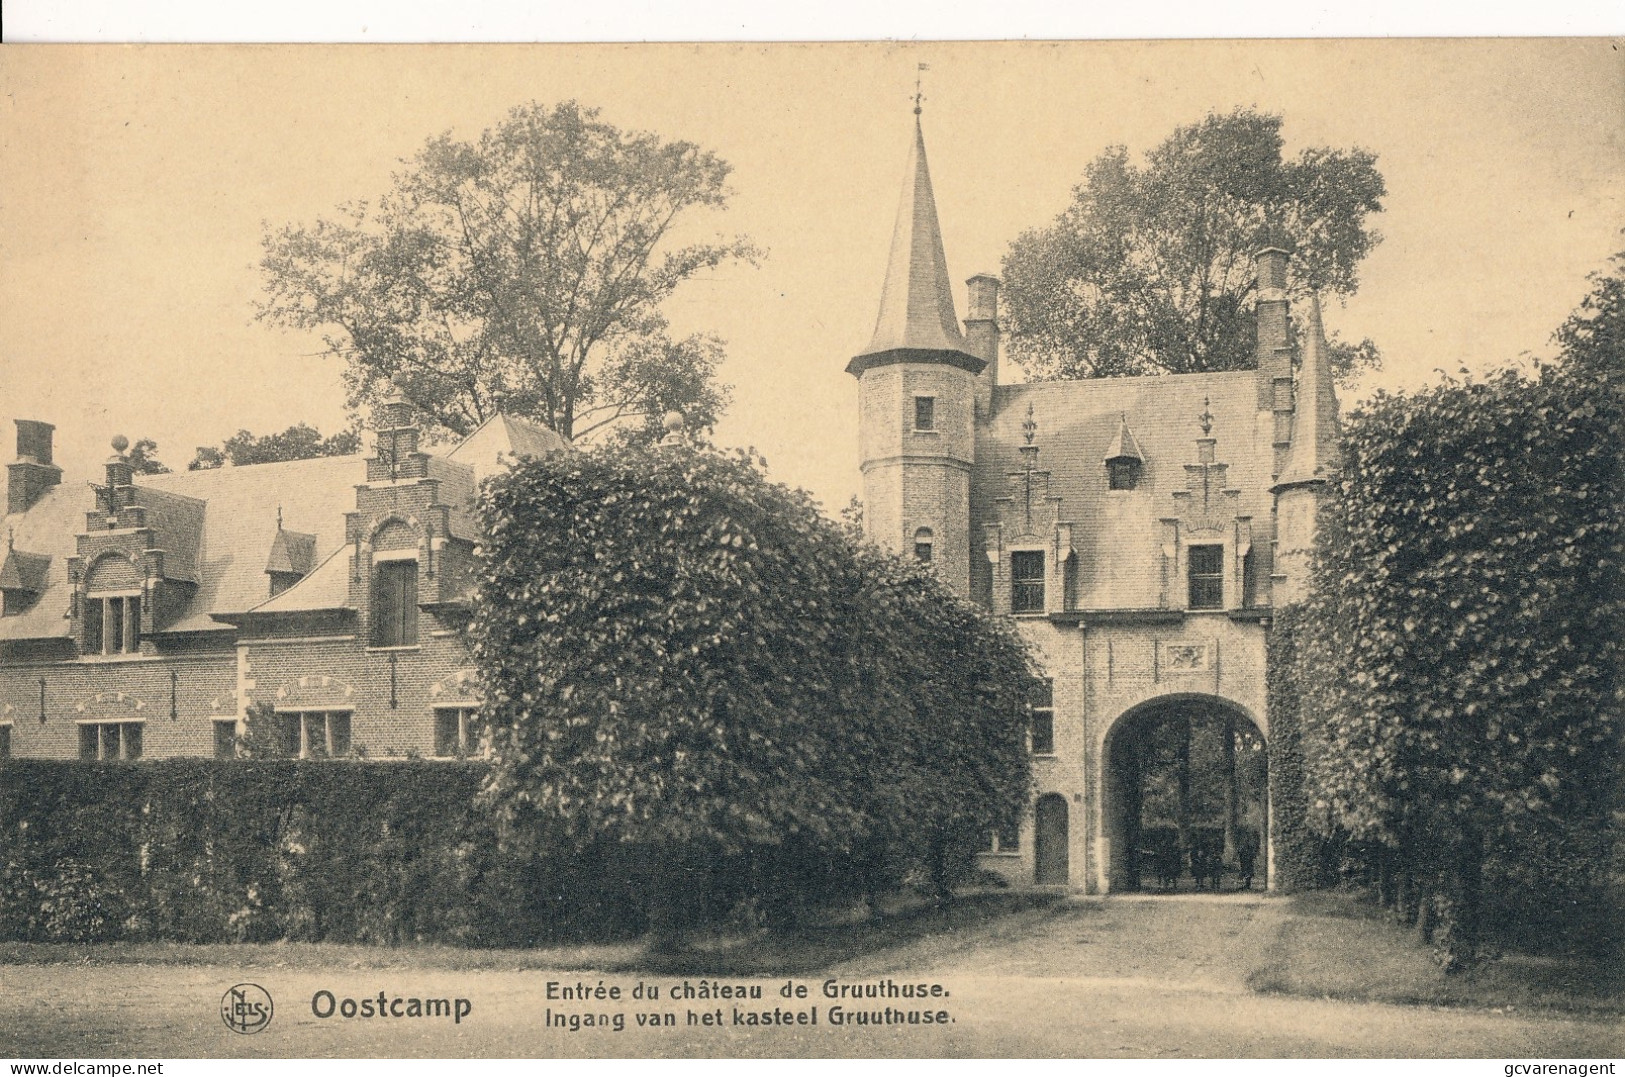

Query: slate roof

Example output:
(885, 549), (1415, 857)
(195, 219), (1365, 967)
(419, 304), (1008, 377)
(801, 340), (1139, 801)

(246, 542), (354, 614)
(1276, 295), (1341, 488)
(975, 371), (1275, 610)
(0, 480), (83, 639)
(445, 413), (569, 484)
(0, 415), (554, 641)
(136, 454), (365, 631)
(265, 528), (317, 576)
(852, 117), (980, 363)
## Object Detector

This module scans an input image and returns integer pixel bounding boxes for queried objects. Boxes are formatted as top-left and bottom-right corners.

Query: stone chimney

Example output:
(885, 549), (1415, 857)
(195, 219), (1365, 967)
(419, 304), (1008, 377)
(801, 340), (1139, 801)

(1253, 247), (1295, 464)
(7, 420), (63, 514)
(965, 273), (1001, 419)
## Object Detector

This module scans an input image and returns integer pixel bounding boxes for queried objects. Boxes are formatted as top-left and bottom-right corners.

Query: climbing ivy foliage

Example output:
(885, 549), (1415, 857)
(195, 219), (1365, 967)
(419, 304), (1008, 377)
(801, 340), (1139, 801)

(1286, 252), (1624, 963)
(471, 442), (1037, 917)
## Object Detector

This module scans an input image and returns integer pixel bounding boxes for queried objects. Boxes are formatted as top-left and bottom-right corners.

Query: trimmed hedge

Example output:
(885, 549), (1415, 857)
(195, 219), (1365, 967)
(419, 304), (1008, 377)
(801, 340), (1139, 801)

(1277, 255), (1624, 965)
(0, 760), (636, 946)
(472, 442), (1039, 930)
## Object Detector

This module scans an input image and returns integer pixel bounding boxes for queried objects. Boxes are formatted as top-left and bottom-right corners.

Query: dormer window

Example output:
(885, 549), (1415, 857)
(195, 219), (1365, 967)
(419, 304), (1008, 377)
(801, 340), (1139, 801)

(82, 556), (143, 655)
(1011, 550), (1045, 614)
(914, 527), (934, 562)
(1188, 544), (1224, 610)
(1104, 414), (1145, 491)
(914, 396), (936, 432)
(1106, 458), (1142, 491)
(265, 520), (316, 598)
(84, 595), (142, 655)
(0, 545), (50, 616)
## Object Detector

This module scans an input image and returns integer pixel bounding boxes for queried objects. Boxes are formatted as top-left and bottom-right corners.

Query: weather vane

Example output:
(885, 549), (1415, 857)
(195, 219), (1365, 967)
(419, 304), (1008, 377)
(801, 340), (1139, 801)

(1198, 396), (1214, 436)
(914, 62), (930, 116)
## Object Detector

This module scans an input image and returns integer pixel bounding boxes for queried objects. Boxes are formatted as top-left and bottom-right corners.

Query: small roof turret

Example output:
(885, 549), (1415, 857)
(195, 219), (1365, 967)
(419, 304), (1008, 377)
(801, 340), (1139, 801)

(1104, 413), (1145, 463)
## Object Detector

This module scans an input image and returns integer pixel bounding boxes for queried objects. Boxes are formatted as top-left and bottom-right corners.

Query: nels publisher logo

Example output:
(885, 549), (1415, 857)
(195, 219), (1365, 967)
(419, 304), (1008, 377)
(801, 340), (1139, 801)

(221, 983), (274, 1035)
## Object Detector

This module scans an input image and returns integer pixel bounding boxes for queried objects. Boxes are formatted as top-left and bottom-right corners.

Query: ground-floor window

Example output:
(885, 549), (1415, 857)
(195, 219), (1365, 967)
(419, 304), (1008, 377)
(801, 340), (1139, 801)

(278, 710), (352, 759)
(213, 718), (239, 760)
(1029, 679), (1055, 755)
(78, 721), (143, 761)
(433, 706), (483, 758)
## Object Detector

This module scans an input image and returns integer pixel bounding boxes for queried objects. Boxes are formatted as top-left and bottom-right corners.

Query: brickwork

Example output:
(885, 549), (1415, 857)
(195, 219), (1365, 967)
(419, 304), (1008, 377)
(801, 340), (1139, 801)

(851, 126), (1334, 894)
(971, 614), (1267, 893)
(240, 618), (476, 759)
(859, 361), (978, 596)
(0, 402), (537, 763)
(0, 646), (236, 759)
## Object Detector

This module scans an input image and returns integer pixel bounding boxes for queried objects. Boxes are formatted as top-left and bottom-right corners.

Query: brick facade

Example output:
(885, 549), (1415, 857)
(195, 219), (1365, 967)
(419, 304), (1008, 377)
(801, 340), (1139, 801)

(0, 399), (563, 763)
(852, 117), (1336, 893)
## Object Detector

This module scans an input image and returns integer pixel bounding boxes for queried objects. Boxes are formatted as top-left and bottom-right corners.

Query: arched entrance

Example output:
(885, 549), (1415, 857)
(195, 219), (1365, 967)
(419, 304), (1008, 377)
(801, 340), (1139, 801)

(1034, 793), (1069, 884)
(1102, 696), (1266, 893)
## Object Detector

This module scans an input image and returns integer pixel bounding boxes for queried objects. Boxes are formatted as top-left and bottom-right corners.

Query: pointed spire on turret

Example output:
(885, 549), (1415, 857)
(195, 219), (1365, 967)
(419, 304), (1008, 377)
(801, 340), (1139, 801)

(847, 108), (983, 375)
(1275, 295), (1341, 489)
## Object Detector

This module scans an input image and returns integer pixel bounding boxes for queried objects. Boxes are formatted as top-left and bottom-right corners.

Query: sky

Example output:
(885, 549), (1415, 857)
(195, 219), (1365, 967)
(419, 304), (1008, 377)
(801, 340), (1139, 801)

(1, 40), (1620, 512)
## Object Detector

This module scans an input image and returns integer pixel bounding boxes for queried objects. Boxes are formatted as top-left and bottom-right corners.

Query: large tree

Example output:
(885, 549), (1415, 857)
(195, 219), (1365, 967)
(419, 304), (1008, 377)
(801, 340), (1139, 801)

(189, 423), (361, 471)
(126, 438), (171, 475)
(1001, 108), (1385, 384)
(258, 101), (755, 443)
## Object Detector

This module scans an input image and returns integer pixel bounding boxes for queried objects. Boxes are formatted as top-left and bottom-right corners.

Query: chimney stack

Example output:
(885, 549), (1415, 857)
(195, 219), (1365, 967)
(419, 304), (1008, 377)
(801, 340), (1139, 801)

(1253, 248), (1295, 456)
(7, 420), (62, 514)
(965, 273), (1001, 419)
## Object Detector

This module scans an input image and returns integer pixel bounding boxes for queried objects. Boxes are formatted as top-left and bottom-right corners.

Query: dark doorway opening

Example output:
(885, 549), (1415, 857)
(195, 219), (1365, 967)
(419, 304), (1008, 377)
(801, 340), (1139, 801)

(1034, 793), (1069, 885)
(1103, 698), (1266, 893)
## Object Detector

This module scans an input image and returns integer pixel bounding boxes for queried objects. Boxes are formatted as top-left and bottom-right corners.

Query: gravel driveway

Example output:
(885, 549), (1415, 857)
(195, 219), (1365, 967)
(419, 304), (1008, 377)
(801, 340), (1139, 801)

(2, 893), (1618, 1058)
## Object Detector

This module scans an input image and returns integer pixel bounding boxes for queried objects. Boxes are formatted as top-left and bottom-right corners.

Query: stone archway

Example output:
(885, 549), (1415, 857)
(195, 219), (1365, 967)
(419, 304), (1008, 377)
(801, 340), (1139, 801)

(1101, 695), (1267, 893)
(1034, 793), (1070, 884)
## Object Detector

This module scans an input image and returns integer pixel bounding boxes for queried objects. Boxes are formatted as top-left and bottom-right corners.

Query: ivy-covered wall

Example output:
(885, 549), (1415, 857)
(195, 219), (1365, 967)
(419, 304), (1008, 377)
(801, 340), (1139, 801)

(1264, 607), (1316, 893)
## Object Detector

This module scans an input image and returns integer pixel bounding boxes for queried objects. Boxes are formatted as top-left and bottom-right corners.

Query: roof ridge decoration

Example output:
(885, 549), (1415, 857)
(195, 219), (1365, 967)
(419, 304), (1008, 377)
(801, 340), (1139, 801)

(1275, 294), (1342, 490)
(847, 110), (984, 376)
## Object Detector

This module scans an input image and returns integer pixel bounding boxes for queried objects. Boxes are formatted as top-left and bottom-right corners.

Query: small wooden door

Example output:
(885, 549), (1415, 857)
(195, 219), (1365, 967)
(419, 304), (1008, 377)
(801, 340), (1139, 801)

(1035, 794), (1069, 884)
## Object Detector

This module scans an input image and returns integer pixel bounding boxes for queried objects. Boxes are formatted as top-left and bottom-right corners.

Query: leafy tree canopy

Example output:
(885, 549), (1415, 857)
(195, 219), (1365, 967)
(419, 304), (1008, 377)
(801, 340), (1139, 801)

(258, 101), (756, 443)
(189, 423), (361, 471)
(126, 438), (171, 475)
(1000, 108), (1386, 384)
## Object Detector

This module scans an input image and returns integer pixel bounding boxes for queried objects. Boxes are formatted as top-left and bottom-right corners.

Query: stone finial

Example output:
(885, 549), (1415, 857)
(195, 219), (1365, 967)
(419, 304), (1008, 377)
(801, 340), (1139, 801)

(110, 434), (130, 458)
(659, 410), (687, 447)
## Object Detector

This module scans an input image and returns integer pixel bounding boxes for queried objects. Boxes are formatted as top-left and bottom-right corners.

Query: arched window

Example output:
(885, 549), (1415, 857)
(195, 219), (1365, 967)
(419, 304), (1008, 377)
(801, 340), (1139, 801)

(913, 527), (934, 563)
